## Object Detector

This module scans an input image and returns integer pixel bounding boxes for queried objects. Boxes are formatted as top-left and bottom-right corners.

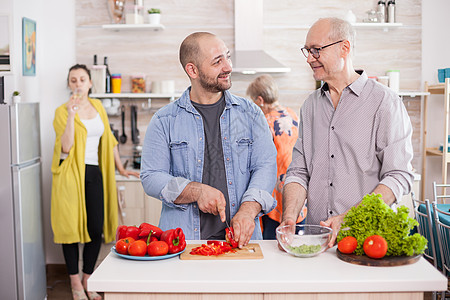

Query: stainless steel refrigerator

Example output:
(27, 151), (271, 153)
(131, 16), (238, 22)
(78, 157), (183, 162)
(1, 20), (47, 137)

(0, 103), (47, 299)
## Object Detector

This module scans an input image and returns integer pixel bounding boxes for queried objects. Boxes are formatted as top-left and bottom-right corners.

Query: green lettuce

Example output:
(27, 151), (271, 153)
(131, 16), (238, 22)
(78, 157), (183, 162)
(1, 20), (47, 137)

(337, 193), (428, 256)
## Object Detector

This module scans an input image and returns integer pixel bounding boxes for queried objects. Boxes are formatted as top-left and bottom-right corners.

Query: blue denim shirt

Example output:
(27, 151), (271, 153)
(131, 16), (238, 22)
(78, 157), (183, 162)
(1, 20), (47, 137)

(140, 88), (277, 240)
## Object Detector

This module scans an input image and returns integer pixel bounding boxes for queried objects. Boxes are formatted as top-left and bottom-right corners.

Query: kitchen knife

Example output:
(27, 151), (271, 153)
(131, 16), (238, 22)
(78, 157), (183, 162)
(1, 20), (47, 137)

(225, 219), (235, 240)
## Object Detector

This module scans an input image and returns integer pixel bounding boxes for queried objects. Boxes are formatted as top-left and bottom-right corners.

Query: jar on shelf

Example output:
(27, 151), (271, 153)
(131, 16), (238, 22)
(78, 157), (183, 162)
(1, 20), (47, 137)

(111, 74), (122, 94)
(125, 0), (144, 24)
(131, 74), (146, 93)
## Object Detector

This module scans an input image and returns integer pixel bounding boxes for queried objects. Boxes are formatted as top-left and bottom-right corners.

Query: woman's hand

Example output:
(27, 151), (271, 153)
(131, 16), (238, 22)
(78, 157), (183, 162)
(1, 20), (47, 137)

(118, 169), (140, 178)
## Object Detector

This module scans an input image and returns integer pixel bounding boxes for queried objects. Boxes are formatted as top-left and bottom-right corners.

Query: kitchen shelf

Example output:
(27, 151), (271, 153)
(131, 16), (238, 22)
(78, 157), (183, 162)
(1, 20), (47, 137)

(398, 91), (430, 98)
(352, 22), (403, 28)
(421, 79), (450, 200)
(90, 92), (181, 102)
(101, 24), (165, 31)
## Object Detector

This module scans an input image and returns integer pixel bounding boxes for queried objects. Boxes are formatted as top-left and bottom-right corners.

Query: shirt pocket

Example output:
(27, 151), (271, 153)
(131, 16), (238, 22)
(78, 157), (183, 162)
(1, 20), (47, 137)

(169, 141), (189, 177)
(236, 138), (253, 174)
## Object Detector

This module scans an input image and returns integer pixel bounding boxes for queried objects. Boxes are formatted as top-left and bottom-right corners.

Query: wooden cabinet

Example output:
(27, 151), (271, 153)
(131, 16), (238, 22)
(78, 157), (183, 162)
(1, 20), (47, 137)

(116, 180), (161, 226)
(421, 78), (450, 200)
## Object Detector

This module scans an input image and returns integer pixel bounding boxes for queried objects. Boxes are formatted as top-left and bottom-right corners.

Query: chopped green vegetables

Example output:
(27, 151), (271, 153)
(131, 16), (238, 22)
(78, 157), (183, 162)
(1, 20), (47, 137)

(337, 193), (427, 256)
(289, 244), (321, 254)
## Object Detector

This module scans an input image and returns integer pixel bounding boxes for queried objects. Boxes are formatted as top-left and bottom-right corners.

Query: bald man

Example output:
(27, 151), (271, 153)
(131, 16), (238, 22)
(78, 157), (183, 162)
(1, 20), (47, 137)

(141, 32), (277, 247)
(280, 18), (414, 247)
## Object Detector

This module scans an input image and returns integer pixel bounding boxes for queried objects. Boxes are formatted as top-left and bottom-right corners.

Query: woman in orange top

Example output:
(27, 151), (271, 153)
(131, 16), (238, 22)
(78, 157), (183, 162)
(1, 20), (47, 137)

(247, 75), (307, 239)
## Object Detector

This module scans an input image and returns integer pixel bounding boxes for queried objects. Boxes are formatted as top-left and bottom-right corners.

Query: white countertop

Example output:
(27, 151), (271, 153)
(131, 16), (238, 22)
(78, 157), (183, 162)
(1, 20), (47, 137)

(115, 169), (141, 182)
(88, 240), (447, 294)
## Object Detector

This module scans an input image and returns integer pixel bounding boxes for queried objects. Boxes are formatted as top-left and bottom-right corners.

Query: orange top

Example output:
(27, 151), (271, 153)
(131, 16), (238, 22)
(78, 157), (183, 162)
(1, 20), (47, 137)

(265, 107), (306, 223)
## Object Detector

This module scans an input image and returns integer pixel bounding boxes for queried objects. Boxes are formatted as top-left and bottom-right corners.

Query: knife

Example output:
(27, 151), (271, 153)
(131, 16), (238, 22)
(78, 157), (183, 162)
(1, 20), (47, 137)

(225, 219), (235, 240)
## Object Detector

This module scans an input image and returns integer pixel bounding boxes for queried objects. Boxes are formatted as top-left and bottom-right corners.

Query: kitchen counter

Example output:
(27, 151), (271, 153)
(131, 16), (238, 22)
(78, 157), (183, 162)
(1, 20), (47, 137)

(88, 240), (447, 300)
(115, 169), (140, 182)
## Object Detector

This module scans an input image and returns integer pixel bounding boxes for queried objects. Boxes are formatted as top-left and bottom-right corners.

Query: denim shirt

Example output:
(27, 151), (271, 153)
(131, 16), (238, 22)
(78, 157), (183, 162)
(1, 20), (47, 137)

(140, 88), (277, 240)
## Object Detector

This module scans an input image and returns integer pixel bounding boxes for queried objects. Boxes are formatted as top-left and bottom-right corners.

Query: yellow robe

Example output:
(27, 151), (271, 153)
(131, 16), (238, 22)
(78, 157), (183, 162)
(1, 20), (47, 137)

(51, 98), (118, 244)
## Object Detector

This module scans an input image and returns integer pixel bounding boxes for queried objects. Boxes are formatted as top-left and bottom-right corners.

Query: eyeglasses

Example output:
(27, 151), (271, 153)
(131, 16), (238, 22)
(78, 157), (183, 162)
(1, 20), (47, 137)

(301, 40), (344, 59)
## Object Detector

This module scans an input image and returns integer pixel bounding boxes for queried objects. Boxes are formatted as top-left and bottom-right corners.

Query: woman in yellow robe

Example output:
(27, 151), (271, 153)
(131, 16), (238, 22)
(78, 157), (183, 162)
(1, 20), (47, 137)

(51, 64), (138, 300)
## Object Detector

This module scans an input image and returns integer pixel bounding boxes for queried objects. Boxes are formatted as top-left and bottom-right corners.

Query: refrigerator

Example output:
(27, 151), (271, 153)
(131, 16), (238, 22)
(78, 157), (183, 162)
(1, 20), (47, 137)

(0, 103), (47, 299)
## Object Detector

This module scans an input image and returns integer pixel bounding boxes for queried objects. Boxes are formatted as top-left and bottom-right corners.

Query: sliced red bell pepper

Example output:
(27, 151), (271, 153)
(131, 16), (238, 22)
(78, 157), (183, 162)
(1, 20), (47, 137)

(138, 223), (163, 239)
(160, 228), (186, 254)
(190, 242), (236, 256)
(225, 227), (238, 248)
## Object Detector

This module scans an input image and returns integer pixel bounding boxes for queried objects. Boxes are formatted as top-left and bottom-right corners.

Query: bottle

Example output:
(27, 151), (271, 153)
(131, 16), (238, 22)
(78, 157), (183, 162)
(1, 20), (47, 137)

(111, 74), (122, 94)
(377, 1), (386, 23)
(386, 70), (400, 93)
(104, 56), (112, 93)
(93, 54), (97, 65)
(387, 0), (396, 23)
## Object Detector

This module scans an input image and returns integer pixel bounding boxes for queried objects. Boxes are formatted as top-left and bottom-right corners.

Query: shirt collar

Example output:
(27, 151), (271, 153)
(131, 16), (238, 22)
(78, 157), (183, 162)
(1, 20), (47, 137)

(320, 70), (367, 97)
(177, 87), (239, 113)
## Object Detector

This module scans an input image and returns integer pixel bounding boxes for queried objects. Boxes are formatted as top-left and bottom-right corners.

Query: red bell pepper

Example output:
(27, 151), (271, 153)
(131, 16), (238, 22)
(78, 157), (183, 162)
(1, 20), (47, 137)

(160, 228), (186, 254)
(225, 227), (238, 248)
(190, 242), (236, 256)
(138, 223), (163, 239)
(115, 225), (128, 241)
(125, 226), (140, 241)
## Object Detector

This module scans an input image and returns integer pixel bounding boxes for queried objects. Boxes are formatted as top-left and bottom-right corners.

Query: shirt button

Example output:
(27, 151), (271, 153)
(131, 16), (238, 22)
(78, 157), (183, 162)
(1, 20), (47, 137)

(331, 126), (335, 130)
(193, 204), (197, 208)
(224, 137), (227, 140)
(199, 137), (202, 141)
(329, 211), (333, 215)
(331, 154), (334, 158)
(232, 203), (235, 207)
(194, 228), (198, 231)
(198, 159), (201, 163)
(196, 116), (199, 119)
(229, 181), (232, 185)
(330, 182), (333, 186)
(226, 157), (230, 161)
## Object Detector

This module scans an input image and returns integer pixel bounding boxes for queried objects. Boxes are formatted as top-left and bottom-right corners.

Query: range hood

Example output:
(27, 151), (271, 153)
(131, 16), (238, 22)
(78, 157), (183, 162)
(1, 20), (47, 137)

(231, 0), (291, 74)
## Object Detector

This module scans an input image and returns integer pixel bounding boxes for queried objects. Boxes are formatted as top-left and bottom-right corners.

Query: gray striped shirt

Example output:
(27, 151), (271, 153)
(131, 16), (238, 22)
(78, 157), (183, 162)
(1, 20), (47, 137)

(285, 71), (414, 225)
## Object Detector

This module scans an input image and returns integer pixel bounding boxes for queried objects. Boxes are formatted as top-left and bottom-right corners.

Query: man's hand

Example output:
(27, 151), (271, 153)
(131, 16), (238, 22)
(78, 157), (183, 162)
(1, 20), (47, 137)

(276, 218), (296, 251)
(320, 214), (345, 248)
(175, 182), (226, 222)
(196, 184), (226, 222)
(231, 201), (261, 248)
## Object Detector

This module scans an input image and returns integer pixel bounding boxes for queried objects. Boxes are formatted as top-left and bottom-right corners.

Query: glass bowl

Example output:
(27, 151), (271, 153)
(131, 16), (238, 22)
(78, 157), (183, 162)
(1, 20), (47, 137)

(276, 224), (332, 257)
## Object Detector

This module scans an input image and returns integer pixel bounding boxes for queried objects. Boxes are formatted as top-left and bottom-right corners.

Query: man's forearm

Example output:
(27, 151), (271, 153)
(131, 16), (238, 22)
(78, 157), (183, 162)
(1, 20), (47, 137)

(282, 182), (307, 222)
(174, 181), (202, 204)
(372, 184), (396, 206)
(237, 201), (262, 219)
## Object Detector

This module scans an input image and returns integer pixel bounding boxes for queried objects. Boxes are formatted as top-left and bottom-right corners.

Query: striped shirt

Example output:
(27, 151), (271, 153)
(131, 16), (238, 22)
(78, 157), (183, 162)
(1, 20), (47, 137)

(285, 71), (414, 225)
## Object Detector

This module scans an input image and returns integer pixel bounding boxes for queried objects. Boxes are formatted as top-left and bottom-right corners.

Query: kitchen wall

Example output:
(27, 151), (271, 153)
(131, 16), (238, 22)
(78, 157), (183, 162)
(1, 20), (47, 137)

(76, 0), (423, 169)
(422, 1), (450, 200)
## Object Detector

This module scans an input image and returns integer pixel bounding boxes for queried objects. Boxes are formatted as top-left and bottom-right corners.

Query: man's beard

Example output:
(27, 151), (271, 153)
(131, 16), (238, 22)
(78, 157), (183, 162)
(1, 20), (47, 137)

(199, 72), (232, 93)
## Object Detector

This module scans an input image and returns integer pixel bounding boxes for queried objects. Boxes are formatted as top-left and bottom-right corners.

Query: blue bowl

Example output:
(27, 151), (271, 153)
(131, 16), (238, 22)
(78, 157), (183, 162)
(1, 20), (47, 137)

(438, 69), (445, 83)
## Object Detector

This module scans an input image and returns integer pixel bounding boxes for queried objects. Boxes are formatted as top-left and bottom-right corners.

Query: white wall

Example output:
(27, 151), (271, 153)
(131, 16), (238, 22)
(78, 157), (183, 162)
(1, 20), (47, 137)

(1, 0), (76, 264)
(421, 0), (450, 200)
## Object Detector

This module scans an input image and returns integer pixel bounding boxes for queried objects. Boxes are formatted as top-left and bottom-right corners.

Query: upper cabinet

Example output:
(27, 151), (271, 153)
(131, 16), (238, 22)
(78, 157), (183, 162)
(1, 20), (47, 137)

(101, 24), (165, 31)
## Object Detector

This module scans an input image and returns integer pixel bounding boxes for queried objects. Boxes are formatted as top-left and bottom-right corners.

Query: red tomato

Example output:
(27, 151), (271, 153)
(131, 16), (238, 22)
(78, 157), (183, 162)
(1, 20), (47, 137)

(147, 241), (169, 256)
(128, 240), (147, 256)
(363, 235), (388, 259)
(338, 236), (358, 254)
(115, 237), (135, 255)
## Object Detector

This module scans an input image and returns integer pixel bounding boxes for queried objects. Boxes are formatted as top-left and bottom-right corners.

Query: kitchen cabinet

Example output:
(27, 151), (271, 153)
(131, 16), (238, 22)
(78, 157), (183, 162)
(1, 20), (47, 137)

(88, 241), (447, 299)
(421, 78), (450, 201)
(116, 178), (162, 226)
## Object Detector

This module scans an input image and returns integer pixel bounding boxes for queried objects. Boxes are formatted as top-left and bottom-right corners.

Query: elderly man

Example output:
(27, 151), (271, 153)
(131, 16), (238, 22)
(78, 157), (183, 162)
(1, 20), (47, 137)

(140, 32), (277, 247)
(280, 17), (414, 246)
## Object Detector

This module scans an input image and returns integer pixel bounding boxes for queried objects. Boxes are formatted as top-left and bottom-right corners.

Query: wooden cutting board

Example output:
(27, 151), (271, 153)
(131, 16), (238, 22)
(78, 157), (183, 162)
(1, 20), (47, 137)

(180, 243), (263, 260)
(336, 249), (421, 267)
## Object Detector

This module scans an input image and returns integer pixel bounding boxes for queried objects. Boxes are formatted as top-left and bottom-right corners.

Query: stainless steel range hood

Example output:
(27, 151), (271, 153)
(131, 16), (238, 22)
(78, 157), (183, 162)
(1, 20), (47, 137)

(231, 0), (291, 74)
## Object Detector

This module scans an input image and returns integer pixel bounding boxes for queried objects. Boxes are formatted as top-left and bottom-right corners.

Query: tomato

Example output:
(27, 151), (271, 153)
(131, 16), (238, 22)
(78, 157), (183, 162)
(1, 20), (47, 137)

(338, 236), (358, 254)
(128, 240), (147, 256)
(147, 241), (169, 256)
(363, 235), (388, 259)
(115, 237), (135, 255)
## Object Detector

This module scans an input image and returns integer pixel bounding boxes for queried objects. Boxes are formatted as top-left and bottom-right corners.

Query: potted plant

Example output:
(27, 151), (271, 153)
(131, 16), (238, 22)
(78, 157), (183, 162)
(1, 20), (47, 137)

(147, 8), (161, 25)
(12, 91), (21, 103)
